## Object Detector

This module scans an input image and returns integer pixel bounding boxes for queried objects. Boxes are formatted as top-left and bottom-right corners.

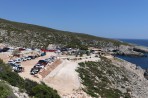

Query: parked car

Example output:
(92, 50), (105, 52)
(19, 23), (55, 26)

(30, 67), (40, 75)
(15, 58), (22, 63)
(12, 64), (21, 70)
(28, 56), (35, 59)
(34, 64), (44, 69)
(44, 58), (52, 63)
(26, 48), (32, 51)
(8, 62), (24, 72)
(41, 52), (46, 56)
(0, 49), (3, 52)
(51, 56), (56, 60)
(26, 56), (31, 60)
(19, 48), (26, 51)
(2, 47), (10, 52)
(8, 60), (16, 64)
(8, 63), (16, 67)
(61, 48), (68, 52)
(21, 57), (27, 61)
(34, 55), (39, 58)
(37, 60), (48, 66)
(49, 57), (55, 62)
(14, 66), (24, 72)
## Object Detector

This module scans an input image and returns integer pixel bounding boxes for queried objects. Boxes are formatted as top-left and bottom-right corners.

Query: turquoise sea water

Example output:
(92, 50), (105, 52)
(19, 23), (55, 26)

(116, 39), (148, 69)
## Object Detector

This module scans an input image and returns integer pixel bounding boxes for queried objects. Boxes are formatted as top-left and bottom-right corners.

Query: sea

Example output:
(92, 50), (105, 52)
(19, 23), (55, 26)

(116, 39), (148, 69)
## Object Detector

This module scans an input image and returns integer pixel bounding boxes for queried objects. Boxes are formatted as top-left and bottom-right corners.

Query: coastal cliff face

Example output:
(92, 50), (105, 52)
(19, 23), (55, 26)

(76, 56), (148, 98)
(109, 45), (148, 57)
(112, 58), (148, 98)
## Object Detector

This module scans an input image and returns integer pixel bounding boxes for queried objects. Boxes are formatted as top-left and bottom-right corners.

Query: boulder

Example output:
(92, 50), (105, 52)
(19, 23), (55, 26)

(144, 69), (148, 79)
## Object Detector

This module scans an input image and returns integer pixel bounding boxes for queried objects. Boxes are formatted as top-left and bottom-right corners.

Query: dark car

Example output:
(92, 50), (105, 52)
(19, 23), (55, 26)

(30, 67), (40, 75)
(9, 63), (24, 73)
(0, 49), (3, 52)
(34, 64), (44, 69)
(28, 56), (35, 59)
(37, 60), (48, 66)
(61, 48), (68, 52)
(19, 48), (26, 51)
(14, 67), (24, 72)
(2, 47), (10, 52)
(8, 63), (16, 67)
(41, 52), (46, 56)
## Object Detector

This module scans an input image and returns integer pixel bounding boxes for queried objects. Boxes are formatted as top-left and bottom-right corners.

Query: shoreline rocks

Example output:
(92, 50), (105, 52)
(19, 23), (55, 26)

(144, 69), (148, 80)
(112, 57), (148, 98)
(109, 45), (148, 57)
(133, 46), (148, 53)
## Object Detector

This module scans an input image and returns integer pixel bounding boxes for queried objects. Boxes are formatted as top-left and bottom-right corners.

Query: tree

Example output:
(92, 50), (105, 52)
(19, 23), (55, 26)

(86, 51), (90, 56)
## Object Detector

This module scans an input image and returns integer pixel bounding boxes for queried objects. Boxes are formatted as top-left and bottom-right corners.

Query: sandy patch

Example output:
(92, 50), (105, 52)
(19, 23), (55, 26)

(44, 60), (81, 95)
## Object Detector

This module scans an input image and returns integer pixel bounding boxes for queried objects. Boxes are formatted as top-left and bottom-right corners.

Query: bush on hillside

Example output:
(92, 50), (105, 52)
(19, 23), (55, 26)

(32, 83), (59, 98)
(0, 81), (16, 98)
(76, 60), (131, 98)
(0, 59), (60, 98)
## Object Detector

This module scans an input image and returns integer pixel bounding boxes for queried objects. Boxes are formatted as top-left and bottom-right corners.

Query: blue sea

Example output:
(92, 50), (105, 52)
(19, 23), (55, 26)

(116, 39), (148, 69)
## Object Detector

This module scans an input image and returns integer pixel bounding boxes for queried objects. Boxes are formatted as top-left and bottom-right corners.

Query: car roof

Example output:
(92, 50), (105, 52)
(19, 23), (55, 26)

(8, 60), (14, 62)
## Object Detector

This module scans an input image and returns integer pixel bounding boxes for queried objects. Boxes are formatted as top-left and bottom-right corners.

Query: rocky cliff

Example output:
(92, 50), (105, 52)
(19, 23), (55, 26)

(108, 45), (148, 57)
(76, 56), (148, 98)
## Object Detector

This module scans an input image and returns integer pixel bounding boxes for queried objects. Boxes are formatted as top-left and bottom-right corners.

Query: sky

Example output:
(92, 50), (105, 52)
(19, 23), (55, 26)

(0, 0), (148, 39)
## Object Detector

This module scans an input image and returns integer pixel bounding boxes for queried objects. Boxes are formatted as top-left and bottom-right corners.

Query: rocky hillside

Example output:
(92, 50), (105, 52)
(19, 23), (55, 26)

(0, 18), (126, 48)
(76, 56), (148, 98)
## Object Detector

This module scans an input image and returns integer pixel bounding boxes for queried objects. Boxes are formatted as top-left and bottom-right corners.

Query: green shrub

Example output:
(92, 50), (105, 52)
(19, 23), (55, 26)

(0, 81), (16, 98)
(24, 79), (38, 95)
(0, 59), (60, 98)
(77, 60), (131, 98)
(31, 83), (60, 98)
(0, 71), (25, 89)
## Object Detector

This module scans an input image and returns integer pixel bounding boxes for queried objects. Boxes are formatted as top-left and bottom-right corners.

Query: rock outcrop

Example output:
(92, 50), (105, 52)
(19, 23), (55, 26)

(144, 69), (148, 80)
(133, 46), (148, 53)
(11, 86), (29, 98)
(112, 57), (148, 98)
(76, 56), (148, 98)
(110, 45), (146, 57)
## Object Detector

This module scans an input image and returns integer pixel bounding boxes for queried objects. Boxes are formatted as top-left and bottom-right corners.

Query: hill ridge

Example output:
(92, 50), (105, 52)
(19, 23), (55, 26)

(0, 18), (125, 48)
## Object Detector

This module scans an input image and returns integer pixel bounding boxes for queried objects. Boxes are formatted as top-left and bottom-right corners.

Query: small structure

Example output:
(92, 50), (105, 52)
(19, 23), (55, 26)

(89, 47), (106, 56)
(47, 44), (57, 50)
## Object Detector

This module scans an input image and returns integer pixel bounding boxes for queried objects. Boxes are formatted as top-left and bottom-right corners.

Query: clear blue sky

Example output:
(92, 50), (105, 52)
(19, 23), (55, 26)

(0, 0), (148, 39)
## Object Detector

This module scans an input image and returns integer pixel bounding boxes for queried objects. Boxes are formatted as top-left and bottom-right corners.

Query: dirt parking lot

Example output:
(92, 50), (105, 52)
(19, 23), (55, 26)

(19, 52), (57, 82)
(0, 52), (57, 82)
